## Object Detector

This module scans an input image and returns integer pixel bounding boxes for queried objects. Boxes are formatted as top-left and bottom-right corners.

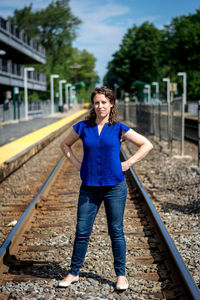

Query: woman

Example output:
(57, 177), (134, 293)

(59, 86), (153, 290)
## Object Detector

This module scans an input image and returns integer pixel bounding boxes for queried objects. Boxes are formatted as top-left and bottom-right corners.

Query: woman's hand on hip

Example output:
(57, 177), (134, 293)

(121, 160), (131, 172)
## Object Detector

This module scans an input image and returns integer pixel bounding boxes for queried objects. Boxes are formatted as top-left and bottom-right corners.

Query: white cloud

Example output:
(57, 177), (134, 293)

(0, 0), (130, 82)
(70, 0), (130, 82)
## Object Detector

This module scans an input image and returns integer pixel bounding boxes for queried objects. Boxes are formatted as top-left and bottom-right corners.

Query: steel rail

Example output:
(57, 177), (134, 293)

(0, 155), (65, 267)
(120, 148), (200, 299)
(1, 148), (199, 298)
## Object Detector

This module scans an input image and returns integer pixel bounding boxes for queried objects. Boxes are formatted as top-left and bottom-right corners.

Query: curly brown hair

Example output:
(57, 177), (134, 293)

(86, 86), (118, 126)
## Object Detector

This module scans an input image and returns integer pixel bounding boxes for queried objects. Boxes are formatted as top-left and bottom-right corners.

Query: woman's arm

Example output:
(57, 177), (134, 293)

(121, 129), (153, 172)
(60, 129), (82, 170)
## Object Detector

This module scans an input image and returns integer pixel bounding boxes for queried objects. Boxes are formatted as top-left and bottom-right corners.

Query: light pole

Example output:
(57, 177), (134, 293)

(70, 62), (81, 83)
(114, 83), (119, 100)
(70, 86), (75, 106)
(152, 82), (159, 103)
(162, 78), (170, 103)
(59, 80), (66, 111)
(163, 77), (171, 149)
(50, 74), (59, 115)
(72, 86), (77, 105)
(145, 84), (151, 103)
(65, 83), (71, 109)
(177, 72), (187, 105)
(24, 67), (35, 120)
(178, 72), (187, 156)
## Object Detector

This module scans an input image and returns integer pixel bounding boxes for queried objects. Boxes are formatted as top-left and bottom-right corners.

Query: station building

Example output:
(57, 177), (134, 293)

(0, 16), (46, 106)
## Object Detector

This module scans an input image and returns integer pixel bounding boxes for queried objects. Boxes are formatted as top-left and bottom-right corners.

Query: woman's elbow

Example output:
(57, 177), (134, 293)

(60, 141), (68, 152)
(147, 141), (153, 152)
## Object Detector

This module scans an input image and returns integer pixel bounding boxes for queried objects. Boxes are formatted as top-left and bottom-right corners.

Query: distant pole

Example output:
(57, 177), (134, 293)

(24, 67), (35, 120)
(50, 74), (59, 115)
(66, 83), (71, 109)
(180, 94), (185, 156)
(163, 78), (171, 148)
(69, 63), (81, 83)
(177, 72), (187, 105)
(59, 80), (66, 111)
(145, 84), (151, 103)
(152, 82), (159, 103)
(114, 83), (119, 100)
(12, 87), (16, 121)
(70, 85), (73, 106)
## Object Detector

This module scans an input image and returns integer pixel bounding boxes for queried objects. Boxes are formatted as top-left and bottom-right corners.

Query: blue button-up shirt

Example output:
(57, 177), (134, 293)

(73, 120), (130, 186)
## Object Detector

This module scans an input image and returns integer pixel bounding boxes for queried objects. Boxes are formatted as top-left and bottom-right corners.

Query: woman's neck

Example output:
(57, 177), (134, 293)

(95, 116), (109, 126)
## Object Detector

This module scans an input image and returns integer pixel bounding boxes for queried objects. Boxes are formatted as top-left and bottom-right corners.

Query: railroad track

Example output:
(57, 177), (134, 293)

(0, 142), (199, 299)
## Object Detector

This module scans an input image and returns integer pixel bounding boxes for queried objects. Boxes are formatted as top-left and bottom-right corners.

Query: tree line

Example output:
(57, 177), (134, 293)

(103, 9), (200, 101)
(9, 0), (99, 102)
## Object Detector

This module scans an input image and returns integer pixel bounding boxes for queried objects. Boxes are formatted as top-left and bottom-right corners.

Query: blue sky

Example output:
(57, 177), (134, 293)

(0, 0), (200, 83)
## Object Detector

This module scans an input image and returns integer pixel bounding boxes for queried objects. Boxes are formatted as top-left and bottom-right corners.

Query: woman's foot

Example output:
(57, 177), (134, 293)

(116, 276), (128, 290)
(58, 274), (79, 287)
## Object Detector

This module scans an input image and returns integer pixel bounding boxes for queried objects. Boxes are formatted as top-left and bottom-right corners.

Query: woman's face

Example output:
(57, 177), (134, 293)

(93, 94), (113, 120)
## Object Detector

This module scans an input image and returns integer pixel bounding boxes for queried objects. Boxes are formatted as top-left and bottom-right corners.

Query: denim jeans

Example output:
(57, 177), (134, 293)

(69, 180), (127, 276)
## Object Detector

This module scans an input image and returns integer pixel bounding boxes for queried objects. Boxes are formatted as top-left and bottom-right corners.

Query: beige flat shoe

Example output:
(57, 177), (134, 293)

(58, 275), (79, 287)
(116, 277), (129, 290)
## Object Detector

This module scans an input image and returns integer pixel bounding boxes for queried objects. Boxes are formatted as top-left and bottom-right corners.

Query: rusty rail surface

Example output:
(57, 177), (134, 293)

(0, 155), (65, 278)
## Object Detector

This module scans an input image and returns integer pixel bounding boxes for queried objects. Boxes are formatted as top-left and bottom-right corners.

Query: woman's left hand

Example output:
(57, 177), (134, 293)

(121, 161), (131, 172)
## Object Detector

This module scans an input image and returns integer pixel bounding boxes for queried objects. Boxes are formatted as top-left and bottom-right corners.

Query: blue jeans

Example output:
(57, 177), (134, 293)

(69, 180), (127, 276)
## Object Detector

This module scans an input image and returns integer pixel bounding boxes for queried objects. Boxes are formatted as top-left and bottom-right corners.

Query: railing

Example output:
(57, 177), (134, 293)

(0, 58), (46, 83)
(0, 101), (58, 122)
(118, 100), (199, 155)
(0, 16), (45, 58)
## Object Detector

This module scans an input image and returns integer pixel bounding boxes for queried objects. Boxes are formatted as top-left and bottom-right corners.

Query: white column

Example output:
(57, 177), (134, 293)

(24, 67), (34, 120)
(59, 80), (66, 107)
(177, 72), (187, 105)
(50, 74), (59, 114)
(145, 84), (151, 103)
(152, 82), (159, 103)
(65, 83), (71, 109)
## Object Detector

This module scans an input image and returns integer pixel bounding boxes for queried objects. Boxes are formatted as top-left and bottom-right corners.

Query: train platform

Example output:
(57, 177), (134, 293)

(0, 107), (84, 147)
(0, 107), (87, 181)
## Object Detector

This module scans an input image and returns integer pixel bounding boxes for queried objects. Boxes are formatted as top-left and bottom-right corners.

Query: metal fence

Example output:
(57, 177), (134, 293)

(117, 97), (192, 156)
(0, 101), (58, 122)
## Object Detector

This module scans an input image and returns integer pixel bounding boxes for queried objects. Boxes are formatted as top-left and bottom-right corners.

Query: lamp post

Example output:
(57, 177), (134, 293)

(152, 82), (159, 103)
(72, 86), (77, 105)
(59, 80), (66, 111)
(178, 72), (187, 156)
(70, 86), (75, 106)
(162, 78), (170, 103)
(24, 67), (35, 120)
(65, 83), (71, 109)
(177, 72), (187, 105)
(114, 83), (119, 100)
(70, 62), (81, 83)
(163, 77), (171, 149)
(50, 74), (59, 115)
(144, 84), (151, 103)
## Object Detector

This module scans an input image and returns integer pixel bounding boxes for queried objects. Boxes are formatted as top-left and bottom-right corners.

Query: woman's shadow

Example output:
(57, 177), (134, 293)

(4, 249), (124, 292)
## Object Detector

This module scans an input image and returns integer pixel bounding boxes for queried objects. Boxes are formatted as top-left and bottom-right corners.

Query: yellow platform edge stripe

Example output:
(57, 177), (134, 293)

(0, 110), (87, 166)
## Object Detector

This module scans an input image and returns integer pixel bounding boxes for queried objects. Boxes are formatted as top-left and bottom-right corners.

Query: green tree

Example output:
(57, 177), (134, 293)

(9, 0), (99, 101)
(161, 9), (200, 100)
(104, 22), (162, 97)
(105, 9), (200, 101)
(10, 0), (81, 51)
